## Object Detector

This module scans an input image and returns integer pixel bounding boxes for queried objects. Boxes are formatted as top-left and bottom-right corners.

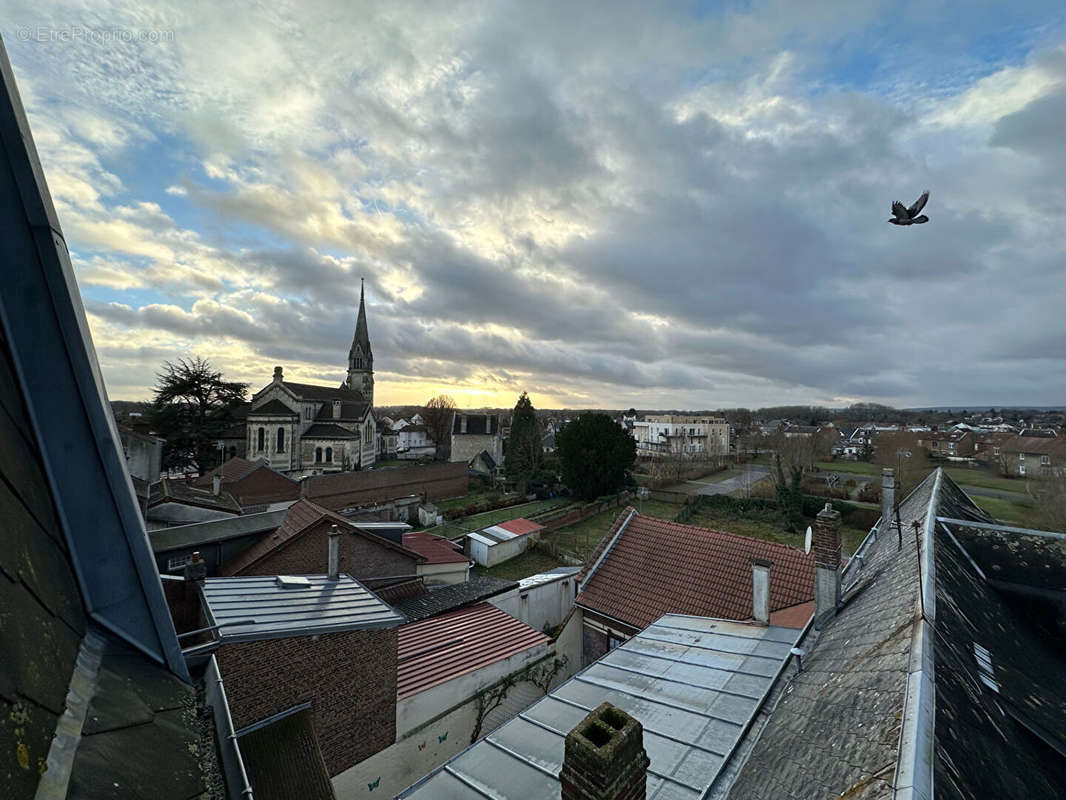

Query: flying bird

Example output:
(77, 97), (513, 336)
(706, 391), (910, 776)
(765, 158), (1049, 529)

(888, 191), (930, 225)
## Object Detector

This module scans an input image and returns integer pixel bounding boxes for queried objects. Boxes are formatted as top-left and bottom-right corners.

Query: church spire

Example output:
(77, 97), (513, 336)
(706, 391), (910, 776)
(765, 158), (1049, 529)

(347, 278), (374, 401)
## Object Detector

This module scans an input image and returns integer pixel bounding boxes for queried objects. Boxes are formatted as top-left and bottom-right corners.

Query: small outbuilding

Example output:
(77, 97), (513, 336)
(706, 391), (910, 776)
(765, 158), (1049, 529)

(466, 517), (545, 567)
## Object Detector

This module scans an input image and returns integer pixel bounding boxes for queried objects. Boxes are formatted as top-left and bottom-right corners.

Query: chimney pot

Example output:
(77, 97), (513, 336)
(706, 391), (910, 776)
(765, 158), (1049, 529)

(559, 702), (649, 800)
(273, 366), (284, 382)
(813, 502), (842, 629)
(327, 524), (342, 581)
(751, 558), (772, 626)
(183, 551), (207, 584)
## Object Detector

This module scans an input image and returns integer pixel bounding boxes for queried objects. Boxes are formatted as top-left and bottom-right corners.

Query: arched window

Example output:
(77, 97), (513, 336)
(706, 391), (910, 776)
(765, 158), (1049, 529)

(257, 427), (265, 452)
(276, 427), (285, 453)
(325, 446), (333, 462)
(315, 447), (322, 463)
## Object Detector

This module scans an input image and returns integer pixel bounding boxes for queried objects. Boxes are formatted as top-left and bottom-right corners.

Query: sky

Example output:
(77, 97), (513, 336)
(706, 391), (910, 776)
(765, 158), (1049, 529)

(4, 1), (1066, 410)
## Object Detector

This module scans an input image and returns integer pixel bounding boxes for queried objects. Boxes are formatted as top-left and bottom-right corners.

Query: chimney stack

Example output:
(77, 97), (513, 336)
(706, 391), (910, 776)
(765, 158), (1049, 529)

(212, 474), (222, 496)
(751, 558), (772, 626)
(881, 467), (895, 527)
(559, 703), (649, 800)
(333, 399), (342, 420)
(327, 524), (341, 581)
(273, 366), (284, 383)
(813, 502), (842, 629)
(183, 551), (207, 584)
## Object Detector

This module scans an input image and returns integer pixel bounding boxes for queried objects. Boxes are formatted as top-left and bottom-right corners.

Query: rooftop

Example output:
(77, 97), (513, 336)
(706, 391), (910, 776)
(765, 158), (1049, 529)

(399, 614), (801, 798)
(518, 566), (582, 591)
(402, 530), (470, 564)
(396, 602), (549, 700)
(201, 574), (404, 642)
(576, 509), (815, 630)
(391, 575), (517, 622)
(193, 455), (268, 487)
(468, 517), (546, 547)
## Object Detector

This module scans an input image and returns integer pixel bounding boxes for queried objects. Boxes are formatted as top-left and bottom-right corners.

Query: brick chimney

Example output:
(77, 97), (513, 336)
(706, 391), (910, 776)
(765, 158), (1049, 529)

(813, 502), (842, 629)
(327, 524), (341, 581)
(273, 365), (284, 383)
(751, 558), (772, 626)
(560, 703), (649, 800)
(881, 467), (895, 527)
(333, 399), (342, 419)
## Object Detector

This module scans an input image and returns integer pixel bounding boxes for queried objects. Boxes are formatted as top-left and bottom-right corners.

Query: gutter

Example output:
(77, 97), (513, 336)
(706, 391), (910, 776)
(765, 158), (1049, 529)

(205, 655), (255, 798)
(892, 468), (939, 800)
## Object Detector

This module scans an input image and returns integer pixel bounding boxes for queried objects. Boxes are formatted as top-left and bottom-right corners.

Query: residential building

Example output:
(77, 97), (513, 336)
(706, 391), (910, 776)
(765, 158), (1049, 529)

(396, 423), (437, 459)
(193, 455), (301, 507)
(922, 428), (975, 459)
(377, 418), (399, 457)
(999, 434), (1066, 477)
(489, 566), (583, 633)
(631, 414), (730, 457)
(401, 531), (472, 584)
(390, 574), (518, 622)
(118, 425), (165, 482)
(450, 411), (505, 466)
(573, 510), (814, 665)
(244, 281), (377, 474)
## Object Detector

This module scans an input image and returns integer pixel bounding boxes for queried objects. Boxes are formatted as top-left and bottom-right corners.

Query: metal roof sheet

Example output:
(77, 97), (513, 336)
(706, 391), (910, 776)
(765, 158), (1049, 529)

(479, 525), (519, 542)
(396, 603), (550, 700)
(518, 566), (581, 590)
(201, 574), (403, 642)
(398, 614), (800, 798)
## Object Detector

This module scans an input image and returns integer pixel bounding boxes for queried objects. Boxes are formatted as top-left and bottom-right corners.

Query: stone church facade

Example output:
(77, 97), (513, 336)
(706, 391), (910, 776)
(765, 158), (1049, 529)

(245, 282), (377, 475)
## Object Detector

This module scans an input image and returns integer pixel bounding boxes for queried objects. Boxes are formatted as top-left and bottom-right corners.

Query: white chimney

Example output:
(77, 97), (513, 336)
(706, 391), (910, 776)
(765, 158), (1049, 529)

(333, 400), (342, 419)
(751, 558), (771, 626)
(212, 474), (222, 496)
(327, 524), (341, 581)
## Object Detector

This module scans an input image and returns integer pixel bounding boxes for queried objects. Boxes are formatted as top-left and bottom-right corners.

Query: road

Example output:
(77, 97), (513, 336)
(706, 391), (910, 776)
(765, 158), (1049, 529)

(666, 466), (772, 496)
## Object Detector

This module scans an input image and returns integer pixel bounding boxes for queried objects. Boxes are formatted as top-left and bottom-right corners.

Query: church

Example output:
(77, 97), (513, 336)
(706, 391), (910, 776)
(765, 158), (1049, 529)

(245, 280), (377, 475)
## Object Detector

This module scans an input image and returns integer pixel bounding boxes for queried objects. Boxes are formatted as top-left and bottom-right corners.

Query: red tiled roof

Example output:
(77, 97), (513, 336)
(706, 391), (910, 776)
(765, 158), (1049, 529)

(396, 603), (549, 700)
(575, 508), (816, 630)
(220, 497), (423, 576)
(493, 518), (544, 536)
(768, 600), (814, 629)
(403, 532), (470, 564)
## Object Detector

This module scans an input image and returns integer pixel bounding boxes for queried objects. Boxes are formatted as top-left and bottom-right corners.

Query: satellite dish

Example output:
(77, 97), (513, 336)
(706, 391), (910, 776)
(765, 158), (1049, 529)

(804, 526), (812, 555)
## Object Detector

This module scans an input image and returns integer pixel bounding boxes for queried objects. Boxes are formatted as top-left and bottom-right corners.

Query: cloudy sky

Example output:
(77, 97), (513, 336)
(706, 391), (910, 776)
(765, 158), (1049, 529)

(5, 2), (1066, 410)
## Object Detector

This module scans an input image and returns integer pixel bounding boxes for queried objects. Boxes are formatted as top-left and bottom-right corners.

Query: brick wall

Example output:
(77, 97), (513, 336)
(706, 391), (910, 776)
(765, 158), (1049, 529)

(303, 462), (468, 511)
(582, 623), (609, 668)
(234, 519), (419, 581)
(218, 627), (398, 775)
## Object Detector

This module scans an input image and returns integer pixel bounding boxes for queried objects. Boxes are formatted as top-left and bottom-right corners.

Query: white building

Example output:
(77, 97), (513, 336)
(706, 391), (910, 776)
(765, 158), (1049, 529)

(631, 414), (730, 458)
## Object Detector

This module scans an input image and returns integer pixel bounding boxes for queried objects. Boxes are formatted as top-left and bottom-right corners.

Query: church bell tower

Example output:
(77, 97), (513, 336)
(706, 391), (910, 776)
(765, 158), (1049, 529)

(347, 278), (374, 403)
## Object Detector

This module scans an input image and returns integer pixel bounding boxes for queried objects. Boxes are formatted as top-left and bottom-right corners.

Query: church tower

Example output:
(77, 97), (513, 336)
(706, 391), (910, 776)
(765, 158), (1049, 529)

(347, 278), (374, 402)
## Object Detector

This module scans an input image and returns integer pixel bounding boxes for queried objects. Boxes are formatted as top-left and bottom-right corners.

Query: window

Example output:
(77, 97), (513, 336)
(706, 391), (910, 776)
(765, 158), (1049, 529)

(305, 407), (312, 420)
(1041, 455), (1051, 465)
(167, 554), (194, 572)
(353, 356), (362, 369)
(326, 447), (333, 462)
(1019, 452), (1025, 461)
(315, 447), (322, 463)
(1019, 465), (1026, 476)
(993, 447), (1000, 456)
(276, 427), (285, 453)
(256, 427), (265, 452)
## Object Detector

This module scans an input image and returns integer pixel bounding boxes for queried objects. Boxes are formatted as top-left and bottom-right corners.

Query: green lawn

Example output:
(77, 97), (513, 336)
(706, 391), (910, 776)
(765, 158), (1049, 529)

(817, 461), (1029, 496)
(685, 506), (868, 556)
(474, 551), (566, 582)
(543, 498), (681, 560)
(438, 498), (575, 541)
(972, 495), (1034, 526)
(436, 491), (516, 511)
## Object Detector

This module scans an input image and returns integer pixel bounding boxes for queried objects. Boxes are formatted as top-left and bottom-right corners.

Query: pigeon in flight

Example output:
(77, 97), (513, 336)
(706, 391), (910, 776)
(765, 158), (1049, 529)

(888, 191), (930, 225)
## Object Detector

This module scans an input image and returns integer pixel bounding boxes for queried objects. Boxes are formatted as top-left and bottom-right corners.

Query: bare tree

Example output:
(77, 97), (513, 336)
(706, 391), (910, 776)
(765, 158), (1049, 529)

(422, 394), (457, 461)
(1027, 475), (1066, 531)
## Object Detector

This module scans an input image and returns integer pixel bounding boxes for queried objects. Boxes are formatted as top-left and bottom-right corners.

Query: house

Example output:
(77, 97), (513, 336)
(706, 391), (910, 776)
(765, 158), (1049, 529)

(574, 509), (815, 665)
(972, 430), (1016, 465)
(469, 448), (499, 477)
(300, 460), (468, 514)
(999, 434), (1066, 477)
(390, 574), (518, 622)
(402, 469), (1066, 800)
(377, 417), (399, 457)
(150, 506), (292, 574)
(200, 574), (404, 781)
(118, 425), (165, 481)
(466, 517), (546, 566)
(489, 566), (582, 633)
(0, 56), (263, 799)
(450, 411), (505, 466)
(396, 423), (437, 459)
(193, 455), (301, 507)
(331, 602), (560, 798)
(401, 530), (472, 584)
(923, 428), (975, 459)
(219, 497), (428, 581)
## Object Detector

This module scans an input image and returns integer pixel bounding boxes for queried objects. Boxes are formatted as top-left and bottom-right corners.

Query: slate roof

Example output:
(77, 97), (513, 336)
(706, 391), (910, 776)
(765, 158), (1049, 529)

(399, 615), (802, 799)
(1000, 434), (1066, 457)
(149, 507), (291, 553)
(282, 380), (365, 402)
(402, 531), (470, 564)
(314, 400), (370, 422)
(301, 422), (359, 439)
(453, 412), (499, 435)
(575, 509), (815, 630)
(202, 574), (404, 641)
(249, 398), (299, 416)
(396, 602), (549, 699)
(391, 575), (517, 622)
(237, 708), (335, 800)
(220, 497), (424, 576)
(147, 477), (242, 514)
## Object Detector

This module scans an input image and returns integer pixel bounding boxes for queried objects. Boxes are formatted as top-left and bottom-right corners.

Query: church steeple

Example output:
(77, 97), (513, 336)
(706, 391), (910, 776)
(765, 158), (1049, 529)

(347, 278), (374, 402)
